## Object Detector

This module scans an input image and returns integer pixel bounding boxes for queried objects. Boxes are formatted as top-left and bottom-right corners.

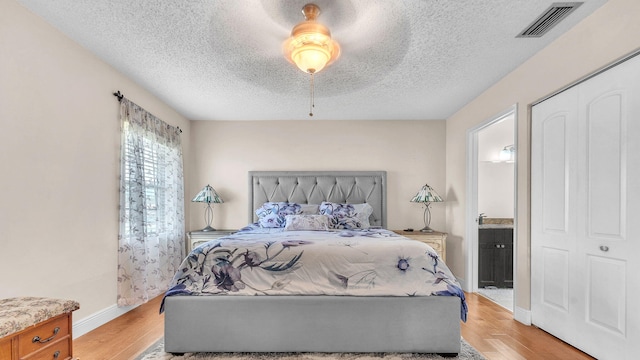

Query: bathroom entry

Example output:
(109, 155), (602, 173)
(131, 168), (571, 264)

(470, 109), (516, 311)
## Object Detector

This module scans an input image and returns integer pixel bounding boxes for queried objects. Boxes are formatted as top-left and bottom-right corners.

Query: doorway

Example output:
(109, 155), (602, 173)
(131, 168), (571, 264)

(466, 105), (517, 312)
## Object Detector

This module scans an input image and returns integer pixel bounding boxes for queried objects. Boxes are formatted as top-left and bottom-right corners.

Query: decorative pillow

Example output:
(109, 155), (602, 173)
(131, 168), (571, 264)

(300, 203), (320, 215)
(319, 202), (373, 230)
(255, 202), (303, 228)
(284, 214), (330, 231)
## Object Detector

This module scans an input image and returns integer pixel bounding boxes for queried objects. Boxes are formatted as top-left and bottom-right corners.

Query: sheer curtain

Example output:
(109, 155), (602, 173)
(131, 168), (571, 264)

(117, 98), (185, 306)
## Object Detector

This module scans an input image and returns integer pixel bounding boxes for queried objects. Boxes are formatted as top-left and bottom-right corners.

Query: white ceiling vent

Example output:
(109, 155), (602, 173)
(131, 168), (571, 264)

(517, 2), (583, 38)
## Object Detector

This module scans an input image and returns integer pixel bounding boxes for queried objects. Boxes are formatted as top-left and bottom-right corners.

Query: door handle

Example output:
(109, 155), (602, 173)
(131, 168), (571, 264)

(599, 245), (609, 252)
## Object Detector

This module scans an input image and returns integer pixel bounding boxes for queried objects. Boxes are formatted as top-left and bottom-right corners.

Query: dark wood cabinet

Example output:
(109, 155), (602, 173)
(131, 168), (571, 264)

(478, 228), (513, 288)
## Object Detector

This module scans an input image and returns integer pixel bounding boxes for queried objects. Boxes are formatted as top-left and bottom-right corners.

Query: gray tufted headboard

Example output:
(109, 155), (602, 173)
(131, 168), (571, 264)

(249, 171), (387, 228)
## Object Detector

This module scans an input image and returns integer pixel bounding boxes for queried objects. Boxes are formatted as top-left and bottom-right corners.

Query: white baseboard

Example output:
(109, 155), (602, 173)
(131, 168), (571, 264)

(72, 303), (138, 339)
(456, 276), (469, 292)
(514, 305), (531, 325)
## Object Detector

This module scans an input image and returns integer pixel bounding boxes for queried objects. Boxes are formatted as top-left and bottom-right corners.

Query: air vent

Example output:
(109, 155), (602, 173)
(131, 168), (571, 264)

(517, 2), (583, 38)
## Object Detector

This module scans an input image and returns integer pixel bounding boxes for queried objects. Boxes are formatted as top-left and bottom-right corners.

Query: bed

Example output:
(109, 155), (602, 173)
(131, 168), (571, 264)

(163, 171), (465, 355)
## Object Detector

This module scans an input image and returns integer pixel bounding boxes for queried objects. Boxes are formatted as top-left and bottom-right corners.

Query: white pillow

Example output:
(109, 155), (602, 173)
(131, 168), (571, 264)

(300, 204), (320, 215)
(284, 214), (330, 231)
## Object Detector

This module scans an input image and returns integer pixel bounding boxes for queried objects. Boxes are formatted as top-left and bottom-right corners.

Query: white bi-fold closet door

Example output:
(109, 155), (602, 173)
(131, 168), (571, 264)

(531, 54), (640, 360)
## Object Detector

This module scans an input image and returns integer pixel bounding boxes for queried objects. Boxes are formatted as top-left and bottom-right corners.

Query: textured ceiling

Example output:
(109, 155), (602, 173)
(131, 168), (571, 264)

(16, 0), (607, 120)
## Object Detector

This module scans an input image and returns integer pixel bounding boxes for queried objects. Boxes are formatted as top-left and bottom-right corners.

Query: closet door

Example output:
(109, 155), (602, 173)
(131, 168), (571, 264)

(532, 54), (640, 360)
(531, 87), (580, 345)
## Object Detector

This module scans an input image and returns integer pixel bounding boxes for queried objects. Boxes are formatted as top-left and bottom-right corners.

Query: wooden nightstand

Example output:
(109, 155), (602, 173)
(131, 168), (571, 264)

(187, 230), (237, 253)
(393, 230), (447, 262)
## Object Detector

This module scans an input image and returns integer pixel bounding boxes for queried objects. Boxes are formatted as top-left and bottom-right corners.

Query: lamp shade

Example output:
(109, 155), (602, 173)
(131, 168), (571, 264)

(410, 184), (443, 203)
(192, 184), (223, 204)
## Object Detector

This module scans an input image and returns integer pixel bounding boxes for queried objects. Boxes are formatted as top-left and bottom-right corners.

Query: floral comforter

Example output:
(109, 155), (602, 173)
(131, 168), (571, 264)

(162, 227), (467, 321)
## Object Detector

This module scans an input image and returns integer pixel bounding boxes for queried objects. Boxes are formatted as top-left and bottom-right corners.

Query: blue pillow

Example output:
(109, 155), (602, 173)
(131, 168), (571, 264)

(319, 202), (373, 230)
(255, 202), (303, 228)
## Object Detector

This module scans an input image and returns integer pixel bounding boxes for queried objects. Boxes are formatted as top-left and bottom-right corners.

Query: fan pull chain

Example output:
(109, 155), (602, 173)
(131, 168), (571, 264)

(309, 72), (315, 117)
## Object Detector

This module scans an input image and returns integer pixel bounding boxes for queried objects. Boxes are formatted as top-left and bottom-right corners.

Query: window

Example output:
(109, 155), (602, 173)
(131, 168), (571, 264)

(117, 99), (185, 306)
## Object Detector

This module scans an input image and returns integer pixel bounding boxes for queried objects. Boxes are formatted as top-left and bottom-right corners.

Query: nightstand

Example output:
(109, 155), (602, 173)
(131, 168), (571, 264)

(187, 230), (236, 253)
(393, 230), (447, 262)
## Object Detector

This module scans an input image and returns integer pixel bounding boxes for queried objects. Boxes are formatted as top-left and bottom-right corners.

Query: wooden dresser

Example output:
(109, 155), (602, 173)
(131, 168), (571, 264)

(0, 297), (79, 360)
(393, 230), (447, 262)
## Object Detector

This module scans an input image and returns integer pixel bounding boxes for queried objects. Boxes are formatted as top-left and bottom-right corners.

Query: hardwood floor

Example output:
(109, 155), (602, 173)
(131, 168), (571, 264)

(74, 293), (594, 360)
(73, 295), (164, 360)
(461, 293), (594, 360)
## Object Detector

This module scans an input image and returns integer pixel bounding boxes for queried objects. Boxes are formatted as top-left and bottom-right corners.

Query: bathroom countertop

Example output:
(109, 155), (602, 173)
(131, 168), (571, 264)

(479, 223), (514, 229)
(478, 218), (514, 229)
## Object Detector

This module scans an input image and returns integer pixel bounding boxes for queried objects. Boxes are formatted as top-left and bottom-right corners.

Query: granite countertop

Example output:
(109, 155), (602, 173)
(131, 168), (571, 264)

(479, 223), (514, 229)
(478, 217), (514, 229)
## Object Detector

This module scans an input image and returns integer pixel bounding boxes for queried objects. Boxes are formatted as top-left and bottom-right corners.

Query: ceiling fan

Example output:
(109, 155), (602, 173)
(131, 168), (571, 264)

(206, 1), (410, 110)
(282, 3), (341, 116)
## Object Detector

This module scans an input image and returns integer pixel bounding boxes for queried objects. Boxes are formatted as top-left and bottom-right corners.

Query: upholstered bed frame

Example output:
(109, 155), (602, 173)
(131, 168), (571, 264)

(164, 171), (461, 355)
(248, 171), (387, 228)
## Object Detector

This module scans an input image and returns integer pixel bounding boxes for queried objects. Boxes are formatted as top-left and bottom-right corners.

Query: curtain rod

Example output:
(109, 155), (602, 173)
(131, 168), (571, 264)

(113, 90), (182, 133)
(113, 90), (124, 102)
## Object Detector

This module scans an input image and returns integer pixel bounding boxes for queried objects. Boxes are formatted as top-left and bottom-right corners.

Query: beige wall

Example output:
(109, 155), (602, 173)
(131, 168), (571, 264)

(189, 120), (446, 235)
(445, 0), (640, 311)
(0, 0), (191, 322)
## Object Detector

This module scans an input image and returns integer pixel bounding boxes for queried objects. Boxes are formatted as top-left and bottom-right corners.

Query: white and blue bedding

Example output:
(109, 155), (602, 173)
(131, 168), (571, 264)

(162, 226), (467, 321)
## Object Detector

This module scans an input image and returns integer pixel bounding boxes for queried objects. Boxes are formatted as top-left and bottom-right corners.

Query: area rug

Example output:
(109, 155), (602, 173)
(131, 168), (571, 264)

(136, 338), (485, 360)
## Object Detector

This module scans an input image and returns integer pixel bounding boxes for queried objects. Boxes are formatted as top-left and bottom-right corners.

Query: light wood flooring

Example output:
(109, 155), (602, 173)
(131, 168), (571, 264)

(461, 293), (594, 360)
(73, 293), (594, 360)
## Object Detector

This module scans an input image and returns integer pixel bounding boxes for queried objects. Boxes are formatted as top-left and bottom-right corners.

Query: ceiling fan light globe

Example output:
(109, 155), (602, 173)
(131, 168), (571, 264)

(292, 45), (331, 74)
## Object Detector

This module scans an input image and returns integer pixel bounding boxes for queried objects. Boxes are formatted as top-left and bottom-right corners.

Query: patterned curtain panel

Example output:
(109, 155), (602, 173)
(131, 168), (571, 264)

(117, 98), (185, 306)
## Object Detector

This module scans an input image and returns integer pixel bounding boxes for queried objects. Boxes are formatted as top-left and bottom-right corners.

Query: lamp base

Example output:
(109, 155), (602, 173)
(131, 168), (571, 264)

(201, 225), (217, 232)
(419, 204), (435, 233)
(419, 226), (434, 233)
